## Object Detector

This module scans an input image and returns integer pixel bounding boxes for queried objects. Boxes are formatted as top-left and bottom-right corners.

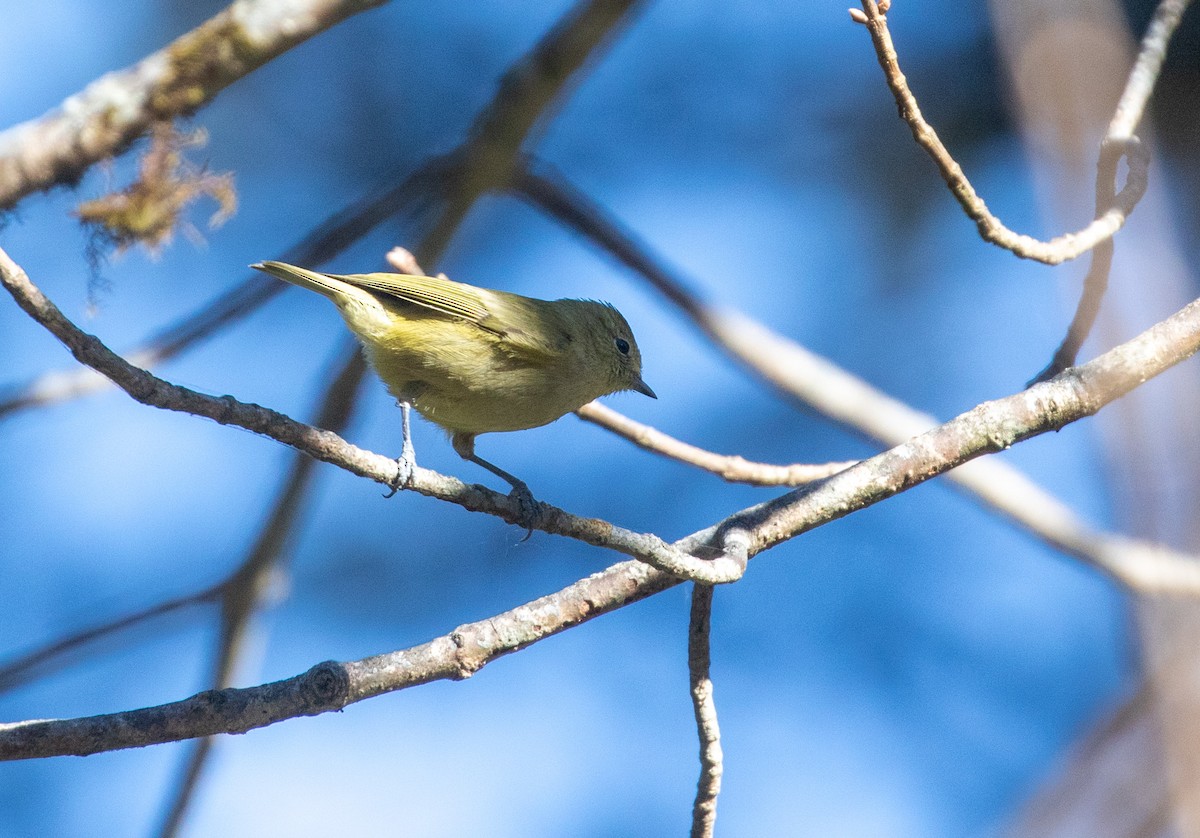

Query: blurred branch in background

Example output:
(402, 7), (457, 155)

(155, 340), (365, 838)
(0, 0), (389, 212)
(0, 585), (224, 695)
(1009, 685), (1171, 837)
(989, 0), (1200, 835)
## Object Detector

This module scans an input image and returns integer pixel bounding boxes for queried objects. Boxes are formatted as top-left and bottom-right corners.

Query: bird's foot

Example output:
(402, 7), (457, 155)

(508, 481), (544, 541)
(383, 443), (416, 498)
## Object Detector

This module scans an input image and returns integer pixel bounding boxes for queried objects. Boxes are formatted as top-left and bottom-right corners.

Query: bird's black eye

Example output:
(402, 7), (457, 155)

(614, 337), (631, 355)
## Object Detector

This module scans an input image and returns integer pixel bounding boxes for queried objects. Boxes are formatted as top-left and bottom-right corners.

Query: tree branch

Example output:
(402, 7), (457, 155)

(1030, 0), (1195, 380)
(688, 584), (722, 838)
(0, 0), (389, 211)
(0, 246), (747, 584)
(576, 401), (855, 486)
(0, 585), (223, 695)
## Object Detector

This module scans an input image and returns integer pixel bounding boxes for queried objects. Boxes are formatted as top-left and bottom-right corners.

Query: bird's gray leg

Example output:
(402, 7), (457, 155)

(384, 401), (416, 498)
(452, 432), (542, 536)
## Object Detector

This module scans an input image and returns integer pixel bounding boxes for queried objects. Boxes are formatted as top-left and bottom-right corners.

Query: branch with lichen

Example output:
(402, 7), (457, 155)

(76, 123), (236, 254)
(0, 0), (389, 212)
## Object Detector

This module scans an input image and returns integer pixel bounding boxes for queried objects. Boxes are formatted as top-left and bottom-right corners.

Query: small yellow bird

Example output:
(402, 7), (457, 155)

(252, 260), (655, 517)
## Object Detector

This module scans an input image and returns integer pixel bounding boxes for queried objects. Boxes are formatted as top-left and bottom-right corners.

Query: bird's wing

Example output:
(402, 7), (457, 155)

(336, 272), (570, 360)
(335, 272), (491, 322)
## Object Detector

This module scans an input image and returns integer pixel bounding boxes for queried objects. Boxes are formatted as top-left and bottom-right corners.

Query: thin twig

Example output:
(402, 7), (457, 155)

(513, 161), (1197, 592)
(852, 0), (1150, 265)
(0, 0), (389, 211)
(576, 401), (855, 486)
(1030, 0), (1195, 381)
(688, 583), (721, 838)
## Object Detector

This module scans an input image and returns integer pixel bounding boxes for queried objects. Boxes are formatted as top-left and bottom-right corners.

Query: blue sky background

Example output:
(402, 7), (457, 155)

(2, 1), (1195, 835)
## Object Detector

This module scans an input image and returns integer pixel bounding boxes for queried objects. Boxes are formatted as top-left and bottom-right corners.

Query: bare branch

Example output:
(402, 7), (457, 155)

(0, 0), (389, 211)
(576, 401), (855, 486)
(728, 300), (1200, 587)
(0, 550), (689, 760)
(689, 584), (722, 838)
(853, 0), (1155, 265)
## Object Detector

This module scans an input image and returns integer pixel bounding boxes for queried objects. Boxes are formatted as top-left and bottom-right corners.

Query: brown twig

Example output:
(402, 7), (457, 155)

(576, 401), (855, 486)
(1030, 0), (1195, 381)
(688, 584), (721, 838)
(852, 0), (1150, 266)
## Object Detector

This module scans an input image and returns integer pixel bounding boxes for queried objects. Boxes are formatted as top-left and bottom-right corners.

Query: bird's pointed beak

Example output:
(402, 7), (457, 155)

(631, 375), (657, 399)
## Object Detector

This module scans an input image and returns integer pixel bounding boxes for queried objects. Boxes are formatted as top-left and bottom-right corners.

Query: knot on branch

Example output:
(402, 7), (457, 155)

(300, 660), (350, 709)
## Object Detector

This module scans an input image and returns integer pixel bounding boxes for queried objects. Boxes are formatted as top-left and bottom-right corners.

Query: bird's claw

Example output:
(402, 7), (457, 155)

(509, 482), (543, 541)
(383, 452), (415, 498)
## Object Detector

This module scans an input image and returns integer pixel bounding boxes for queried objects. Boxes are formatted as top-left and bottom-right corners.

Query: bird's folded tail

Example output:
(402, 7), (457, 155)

(251, 260), (350, 300)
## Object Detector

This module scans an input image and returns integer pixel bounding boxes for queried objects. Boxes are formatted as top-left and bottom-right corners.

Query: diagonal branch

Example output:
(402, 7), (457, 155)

(0, 585), (223, 694)
(0, 0), (390, 211)
(0, 248), (746, 586)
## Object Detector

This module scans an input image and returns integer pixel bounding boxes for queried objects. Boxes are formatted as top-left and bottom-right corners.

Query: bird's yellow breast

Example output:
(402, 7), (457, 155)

(357, 303), (607, 434)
